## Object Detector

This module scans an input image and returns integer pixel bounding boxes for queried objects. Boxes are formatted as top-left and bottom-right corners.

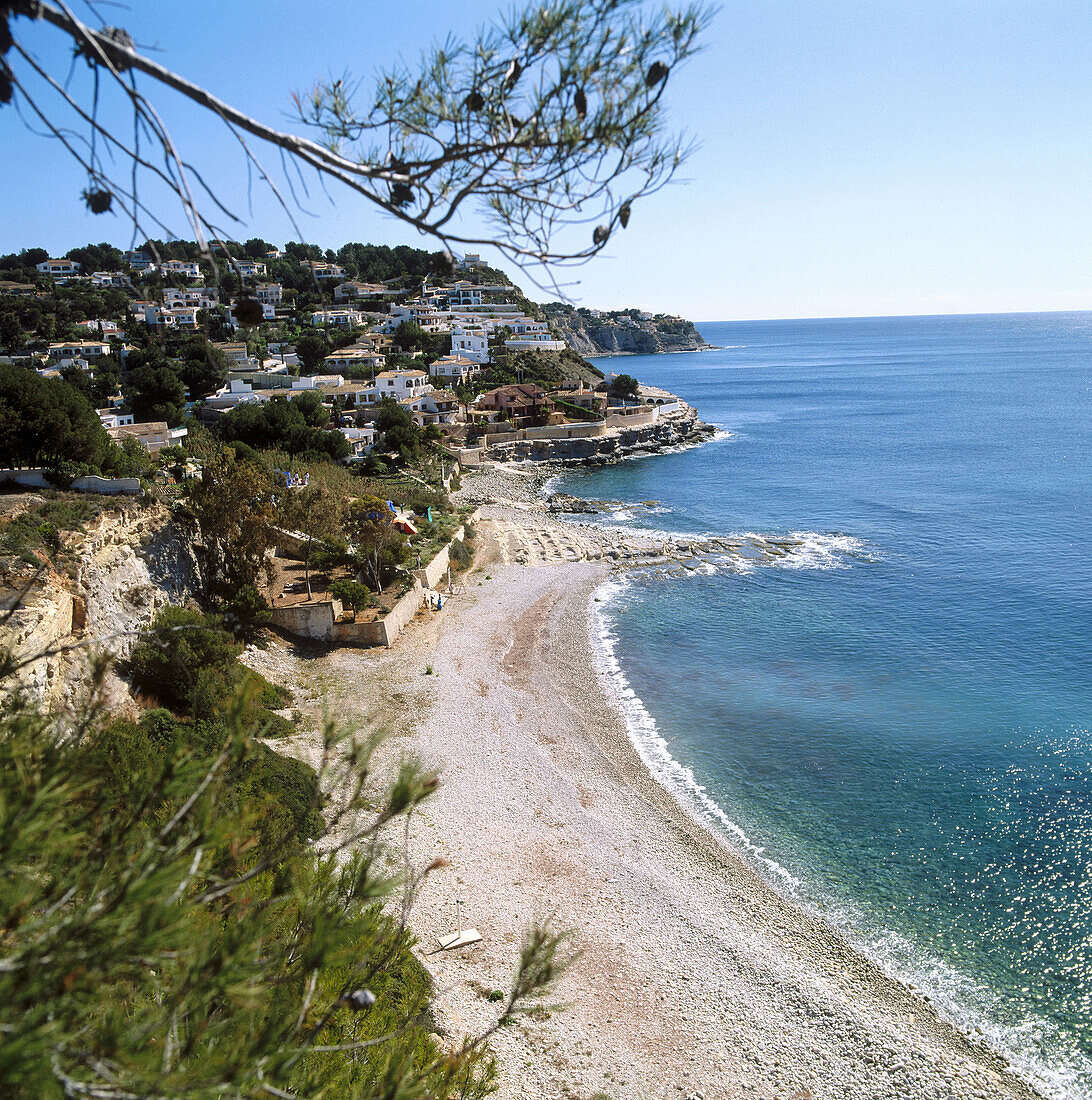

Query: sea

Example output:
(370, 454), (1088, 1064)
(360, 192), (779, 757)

(547, 313), (1091, 1099)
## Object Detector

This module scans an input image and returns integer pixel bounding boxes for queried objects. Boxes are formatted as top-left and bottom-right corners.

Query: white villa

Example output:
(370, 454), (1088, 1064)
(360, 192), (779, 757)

(163, 286), (219, 309)
(311, 308), (364, 327)
(254, 283), (282, 305)
(161, 260), (202, 278)
(47, 340), (109, 359)
(430, 353), (481, 385)
(36, 258), (81, 278)
(450, 324), (489, 363)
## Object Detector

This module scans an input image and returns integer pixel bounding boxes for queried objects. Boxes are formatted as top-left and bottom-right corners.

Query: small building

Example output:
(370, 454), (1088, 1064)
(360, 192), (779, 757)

(161, 260), (202, 279)
(97, 410), (135, 430)
(163, 286), (219, 309)
(253, 282), (282, 305)
(373, 368), (430, 401)
(90, 271), (132, 288)
(234, 260), (267, 278)
(47, 340), (110, 359)
(311, 308), (364, 327)
(107, 421), (188, 454)
(323, 347), (385, 374)
(301, 259), (346, 280)
(474, 383), (550, 420)
(36, 258), (81, 278)
(333, 280), (386, 302)
(429, 353), (481, 386)
(124, 250), (153, 270)
(450, 324), (490, 363)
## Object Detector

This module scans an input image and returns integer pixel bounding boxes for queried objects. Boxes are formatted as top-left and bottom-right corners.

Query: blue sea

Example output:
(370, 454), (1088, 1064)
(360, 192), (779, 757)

(550, 314), (1091, 1099)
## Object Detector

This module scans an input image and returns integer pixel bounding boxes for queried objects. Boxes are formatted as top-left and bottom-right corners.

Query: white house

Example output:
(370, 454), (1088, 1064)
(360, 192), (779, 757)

(372, 368), (430, 401)
(227, 299), (276, 325)
(97, 410), (134, 429)
(341, 425), (377, 459)
(107, 421), (188, 454)
(254, 282), (282, 305)
(302, 260), (346, 280)
(235, 260), (267, 278)
(163, 286), (219, 309)
(161, 260), (201, 279)
(311, 308), (363, 327)
(450, 324), (489, 363)
(74, 319), (119, 336)
(124, 250), (153, 270)
(429, 354), (481, 385)
(323, 347), (385, 374)
(90, 271), (131, 288)
(334, 280), (385, 302)
(47, 340), (109, 359)
(36, 258), (81, 278)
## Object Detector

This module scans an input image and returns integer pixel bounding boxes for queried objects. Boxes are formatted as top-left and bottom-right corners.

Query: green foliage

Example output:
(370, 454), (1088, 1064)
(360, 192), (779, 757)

(0, 364), (113, 469)
(0, 496), (98, 567)
(295, 330), (332, 373)
(329, 578), (374, 611)
(345, 494), (409, 591)
(449, 537), (472, 571)
(610, 372), (640, 400)
(128, 606), (243, 718)
(177, 335), (229, 399)
(124, 350), (188, 426)
(374, 398), (422, 462)
(185, 449), (275, 601)
(218, 395), (350, 462)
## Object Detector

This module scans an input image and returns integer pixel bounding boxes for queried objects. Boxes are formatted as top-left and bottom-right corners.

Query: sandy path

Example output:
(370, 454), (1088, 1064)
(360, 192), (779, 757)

(249, 533), (1045, 1100)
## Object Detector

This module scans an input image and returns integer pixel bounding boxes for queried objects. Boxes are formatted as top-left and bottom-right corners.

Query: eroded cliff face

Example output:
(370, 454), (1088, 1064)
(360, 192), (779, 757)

(0, 502), (200, 716)
(547, 309), (711, 356)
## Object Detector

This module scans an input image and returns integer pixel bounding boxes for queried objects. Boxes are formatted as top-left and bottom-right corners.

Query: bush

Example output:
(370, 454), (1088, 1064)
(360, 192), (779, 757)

(449, 538), (471, 571)
(128, 607), (242, 717)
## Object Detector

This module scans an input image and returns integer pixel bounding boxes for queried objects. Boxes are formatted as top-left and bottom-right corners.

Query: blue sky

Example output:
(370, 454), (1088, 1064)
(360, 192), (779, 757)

(2, 1), (1091, 320)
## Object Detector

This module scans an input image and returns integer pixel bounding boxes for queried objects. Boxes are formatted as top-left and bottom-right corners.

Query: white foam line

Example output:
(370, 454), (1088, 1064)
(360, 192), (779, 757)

(590, 577), (800, 893)
(587, 579), (1089, 1100)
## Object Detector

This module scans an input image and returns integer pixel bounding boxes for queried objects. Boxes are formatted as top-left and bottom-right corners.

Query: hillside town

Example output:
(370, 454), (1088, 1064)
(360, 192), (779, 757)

(0, 240), (707, 472)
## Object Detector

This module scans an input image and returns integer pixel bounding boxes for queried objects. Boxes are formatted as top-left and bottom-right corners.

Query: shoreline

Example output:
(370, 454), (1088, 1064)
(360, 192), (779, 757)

(248, 473), (1052, 1099)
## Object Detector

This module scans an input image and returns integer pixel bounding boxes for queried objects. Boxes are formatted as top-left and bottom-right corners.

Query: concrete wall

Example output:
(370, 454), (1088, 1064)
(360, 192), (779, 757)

(271, 599), (340, 641)
(412, 523), (466, 589)
(0, 468), (142, 495)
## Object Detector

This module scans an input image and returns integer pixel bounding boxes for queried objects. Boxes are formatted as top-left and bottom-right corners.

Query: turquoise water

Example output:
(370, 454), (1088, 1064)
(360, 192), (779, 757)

(551, 314), (1091, 1098)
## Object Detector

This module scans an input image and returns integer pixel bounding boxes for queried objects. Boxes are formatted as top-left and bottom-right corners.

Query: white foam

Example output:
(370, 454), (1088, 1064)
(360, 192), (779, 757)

(590, 578), (801, 893)
(588, 581), (1089, 1100)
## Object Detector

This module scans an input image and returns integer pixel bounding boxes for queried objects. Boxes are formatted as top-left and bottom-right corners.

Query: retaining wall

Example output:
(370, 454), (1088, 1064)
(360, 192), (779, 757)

(0, 467), (142, 495)
(270, 599), (340, 641)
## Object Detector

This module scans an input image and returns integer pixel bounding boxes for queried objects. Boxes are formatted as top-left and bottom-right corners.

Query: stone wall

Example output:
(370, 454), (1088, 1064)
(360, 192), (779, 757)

(270, 599), (340, 642)
(0, 468), (142, 495)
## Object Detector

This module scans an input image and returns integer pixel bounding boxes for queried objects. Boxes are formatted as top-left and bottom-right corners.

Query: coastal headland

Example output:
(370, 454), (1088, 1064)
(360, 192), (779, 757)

(246, 464), (1047, 1100)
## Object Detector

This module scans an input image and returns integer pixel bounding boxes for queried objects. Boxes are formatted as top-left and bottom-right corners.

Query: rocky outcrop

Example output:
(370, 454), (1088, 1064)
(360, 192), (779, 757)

(0, 503), (201, 715)
(485, 411), (716, 466)
(546, 308), (711, 356)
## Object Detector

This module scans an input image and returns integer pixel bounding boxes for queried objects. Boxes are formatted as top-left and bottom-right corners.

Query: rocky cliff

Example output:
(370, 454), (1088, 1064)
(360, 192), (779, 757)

(0, 500), (201, 716)
(544, 306), (711, 356)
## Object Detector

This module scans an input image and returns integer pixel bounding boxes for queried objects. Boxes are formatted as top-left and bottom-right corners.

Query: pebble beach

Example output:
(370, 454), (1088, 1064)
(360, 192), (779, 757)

(245, 465), (1048, 1100)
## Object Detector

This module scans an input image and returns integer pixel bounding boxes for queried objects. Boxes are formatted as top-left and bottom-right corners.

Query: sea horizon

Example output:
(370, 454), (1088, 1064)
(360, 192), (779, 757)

(560, 311), (1091, 1099)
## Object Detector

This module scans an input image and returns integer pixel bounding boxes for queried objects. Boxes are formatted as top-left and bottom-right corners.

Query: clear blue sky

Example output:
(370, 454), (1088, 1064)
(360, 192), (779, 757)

(2, 1), (1091, 320)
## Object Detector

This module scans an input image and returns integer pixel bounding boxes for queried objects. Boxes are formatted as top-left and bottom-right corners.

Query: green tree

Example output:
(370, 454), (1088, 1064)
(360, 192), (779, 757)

(125, 351), (187, 425)
(295, 331), (331, 373)
(278, 483), (344, 599)
(610, 372), (640, 402)
(129, 606), (242, 718)
(186, 448), (275, 602)
(0, 364), (112, 469)
(345, 494), (409, 591)
(374, 398), (421, 461)
(177, 335), (229, 399)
